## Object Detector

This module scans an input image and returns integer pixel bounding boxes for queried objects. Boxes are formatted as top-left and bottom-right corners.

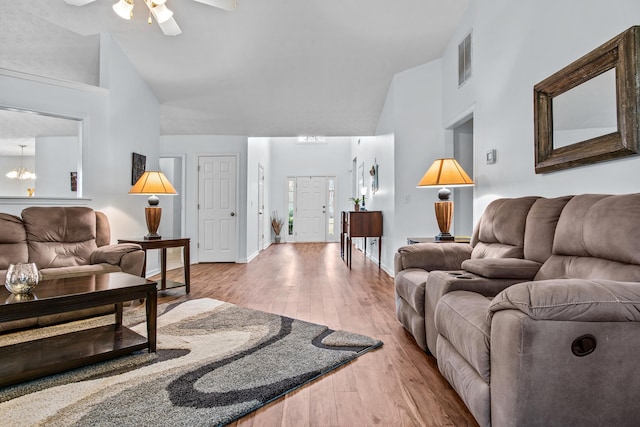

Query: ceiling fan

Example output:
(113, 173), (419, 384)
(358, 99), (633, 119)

(63, 0), (237, 36)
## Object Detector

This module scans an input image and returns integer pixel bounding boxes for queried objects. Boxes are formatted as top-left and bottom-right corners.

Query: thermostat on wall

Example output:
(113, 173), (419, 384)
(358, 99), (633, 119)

(486, 149), (496, 164)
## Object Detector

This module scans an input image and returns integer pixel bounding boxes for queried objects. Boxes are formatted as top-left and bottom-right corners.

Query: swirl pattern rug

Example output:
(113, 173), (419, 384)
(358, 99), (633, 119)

(0, 298), (382, 426)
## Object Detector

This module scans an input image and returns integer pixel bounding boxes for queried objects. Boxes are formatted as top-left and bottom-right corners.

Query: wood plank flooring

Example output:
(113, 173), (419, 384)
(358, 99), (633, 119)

(156, 242), (478, 427)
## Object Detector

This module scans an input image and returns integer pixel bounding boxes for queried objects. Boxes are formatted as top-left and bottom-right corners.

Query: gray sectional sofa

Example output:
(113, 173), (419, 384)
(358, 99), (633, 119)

(394, 193), (640, 427)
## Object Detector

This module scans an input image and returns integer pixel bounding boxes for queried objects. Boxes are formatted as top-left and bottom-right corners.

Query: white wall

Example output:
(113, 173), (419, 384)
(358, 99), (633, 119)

(365, 60), (445, 274)
(35, 136), (78, 198)
(97, 33), (161, 240)
(442, 0), (640, 220)
(350, 134), (395, 272)
(269, 138), (352, 243)
(0, 33), (165, 273)
(159, 135), (249, 262)
(247, 137), (271, 260)
(0, 69), (108, 216)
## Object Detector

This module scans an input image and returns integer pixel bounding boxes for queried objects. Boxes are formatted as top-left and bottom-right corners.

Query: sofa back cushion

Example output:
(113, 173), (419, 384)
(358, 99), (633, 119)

(0, 213), (28, 269)
(95, 211), (111, 247)
(523, 196), (573, 263)
(470, 197), (539, 259)
(535, 193), (640, 281)
(22, 206), (98, 269)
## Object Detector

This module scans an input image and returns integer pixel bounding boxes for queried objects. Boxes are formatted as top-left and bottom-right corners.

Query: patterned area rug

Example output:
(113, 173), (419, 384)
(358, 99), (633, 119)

(0, 298), (382, 426)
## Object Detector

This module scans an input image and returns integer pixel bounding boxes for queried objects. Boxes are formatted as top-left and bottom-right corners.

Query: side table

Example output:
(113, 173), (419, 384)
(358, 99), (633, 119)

(118, 237), (190, 293)
(407, 236), (471, 244)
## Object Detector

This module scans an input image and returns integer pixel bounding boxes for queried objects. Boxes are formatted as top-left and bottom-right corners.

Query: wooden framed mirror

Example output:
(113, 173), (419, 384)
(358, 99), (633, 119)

(534, 26), (640, 173)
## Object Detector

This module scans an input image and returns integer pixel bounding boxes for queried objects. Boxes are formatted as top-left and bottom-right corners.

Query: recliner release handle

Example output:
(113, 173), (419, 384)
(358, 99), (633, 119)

(571, 334), (597, 357)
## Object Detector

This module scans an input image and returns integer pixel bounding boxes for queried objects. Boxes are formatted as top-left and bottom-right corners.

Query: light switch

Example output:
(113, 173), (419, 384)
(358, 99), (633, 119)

(486, 149), (496, 164)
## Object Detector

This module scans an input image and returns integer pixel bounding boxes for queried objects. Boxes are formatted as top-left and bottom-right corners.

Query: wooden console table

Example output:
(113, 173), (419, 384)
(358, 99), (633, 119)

(341, 210), (383, 268)
(118, 237), (190, 293)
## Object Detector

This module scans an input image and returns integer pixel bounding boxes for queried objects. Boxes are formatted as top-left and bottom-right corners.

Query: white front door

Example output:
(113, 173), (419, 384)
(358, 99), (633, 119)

(295, 176), (326, 242)
(198, 155), (237, 262)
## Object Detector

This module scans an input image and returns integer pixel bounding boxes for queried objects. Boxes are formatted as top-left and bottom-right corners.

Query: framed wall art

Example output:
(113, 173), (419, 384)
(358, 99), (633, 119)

(131, 152), (146, 185)
(370, 161), (379, 194)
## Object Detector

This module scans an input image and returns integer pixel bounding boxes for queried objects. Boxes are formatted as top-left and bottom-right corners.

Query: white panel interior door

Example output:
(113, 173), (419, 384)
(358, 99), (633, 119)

(295, 177), (326, 242)
(198, 155), (237, 262)
(258, 164), (265, 250)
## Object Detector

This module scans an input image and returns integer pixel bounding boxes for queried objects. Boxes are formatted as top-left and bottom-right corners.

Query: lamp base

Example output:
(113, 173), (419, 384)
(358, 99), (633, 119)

(434, 200), (454, 239)
(144, 206), (162, 240)
(435, 232), (455, 242)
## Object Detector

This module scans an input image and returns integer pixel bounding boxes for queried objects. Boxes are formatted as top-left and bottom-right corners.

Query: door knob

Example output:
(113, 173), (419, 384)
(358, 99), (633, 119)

(230, 212), (236, 217)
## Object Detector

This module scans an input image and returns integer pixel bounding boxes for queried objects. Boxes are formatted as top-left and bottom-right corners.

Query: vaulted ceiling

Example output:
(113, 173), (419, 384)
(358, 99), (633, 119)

(0, 0), (468, 137)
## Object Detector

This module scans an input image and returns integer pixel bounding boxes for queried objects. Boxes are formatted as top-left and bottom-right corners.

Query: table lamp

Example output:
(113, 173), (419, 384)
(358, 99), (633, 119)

(129, 171), (177, 240)
(416, 158), (474, 241)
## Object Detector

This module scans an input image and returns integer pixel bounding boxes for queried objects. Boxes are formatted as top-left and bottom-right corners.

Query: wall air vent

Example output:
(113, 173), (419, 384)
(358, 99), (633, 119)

(458, 31), (472, 86)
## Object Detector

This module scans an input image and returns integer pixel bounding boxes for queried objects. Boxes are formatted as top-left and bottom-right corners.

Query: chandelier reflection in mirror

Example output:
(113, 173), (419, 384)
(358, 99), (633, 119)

(5, 144), (36, 180)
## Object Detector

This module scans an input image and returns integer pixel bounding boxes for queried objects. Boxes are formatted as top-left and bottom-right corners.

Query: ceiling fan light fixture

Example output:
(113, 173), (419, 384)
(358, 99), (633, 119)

(152, 3), (173, 24)
(113, 0), (134, 20)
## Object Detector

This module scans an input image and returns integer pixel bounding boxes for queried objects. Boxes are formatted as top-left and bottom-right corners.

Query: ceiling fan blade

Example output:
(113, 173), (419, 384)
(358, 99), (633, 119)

(192, 0), (238, 12)
(158, 17), (182, 36)
(64, 0), (97, 5)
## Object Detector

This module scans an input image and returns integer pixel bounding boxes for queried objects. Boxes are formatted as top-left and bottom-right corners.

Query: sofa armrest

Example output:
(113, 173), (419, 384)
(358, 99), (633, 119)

(90, 243), (142, 266)
(461, 258), (542, 280)
(91, 243), (145, 276)
(489, 279), (640, 321)
(395, 242), (472, 273)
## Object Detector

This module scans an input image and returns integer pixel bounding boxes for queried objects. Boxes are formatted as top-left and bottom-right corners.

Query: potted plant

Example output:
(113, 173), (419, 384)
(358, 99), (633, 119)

(349, 197), (362, 211)
(271, 211), (285, 243)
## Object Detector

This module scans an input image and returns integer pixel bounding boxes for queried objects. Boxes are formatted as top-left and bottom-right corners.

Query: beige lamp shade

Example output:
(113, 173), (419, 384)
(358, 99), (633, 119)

(416, 158), (474, 188)
(129, 171), (177, 240)
(129, 171), (178, 196)
(416, 158), (474, 242)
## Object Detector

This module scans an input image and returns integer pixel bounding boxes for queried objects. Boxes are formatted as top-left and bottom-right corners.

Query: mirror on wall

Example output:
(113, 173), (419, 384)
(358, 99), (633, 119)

(552, 68), (618, 148)
(0, 107), (82, 198)
(534, 26), (640, 173)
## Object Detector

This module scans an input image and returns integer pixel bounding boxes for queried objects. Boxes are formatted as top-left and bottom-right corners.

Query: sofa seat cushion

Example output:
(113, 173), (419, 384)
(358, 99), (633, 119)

(395, 268), (430, 314)
(435, 291), (492, 383)
(39, 263), (121, 280)
(461, 258), (542, 280)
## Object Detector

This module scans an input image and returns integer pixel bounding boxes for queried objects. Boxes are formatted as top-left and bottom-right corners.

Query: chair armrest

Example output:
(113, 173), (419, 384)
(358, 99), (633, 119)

(90, 243), (143, 266)
(395, 243), (472, 273)
(489, 279), (640, 321)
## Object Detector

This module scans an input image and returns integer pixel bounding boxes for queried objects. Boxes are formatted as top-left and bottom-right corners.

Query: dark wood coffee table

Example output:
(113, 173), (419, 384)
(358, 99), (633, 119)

(0, 272), (157, 387)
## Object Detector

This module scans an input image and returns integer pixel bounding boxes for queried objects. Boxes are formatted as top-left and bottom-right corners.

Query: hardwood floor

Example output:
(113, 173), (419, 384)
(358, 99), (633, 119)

(155, 242), (478, 427)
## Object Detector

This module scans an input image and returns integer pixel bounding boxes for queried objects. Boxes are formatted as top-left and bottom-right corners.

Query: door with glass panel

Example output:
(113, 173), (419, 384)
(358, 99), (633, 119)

(291, 176), (336, 242)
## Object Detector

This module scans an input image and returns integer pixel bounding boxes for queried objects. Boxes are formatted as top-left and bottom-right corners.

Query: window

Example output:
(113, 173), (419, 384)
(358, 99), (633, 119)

(327, 178), (336, 239)
(287, 178), (295, 235)
(458, 32), (472, 86)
